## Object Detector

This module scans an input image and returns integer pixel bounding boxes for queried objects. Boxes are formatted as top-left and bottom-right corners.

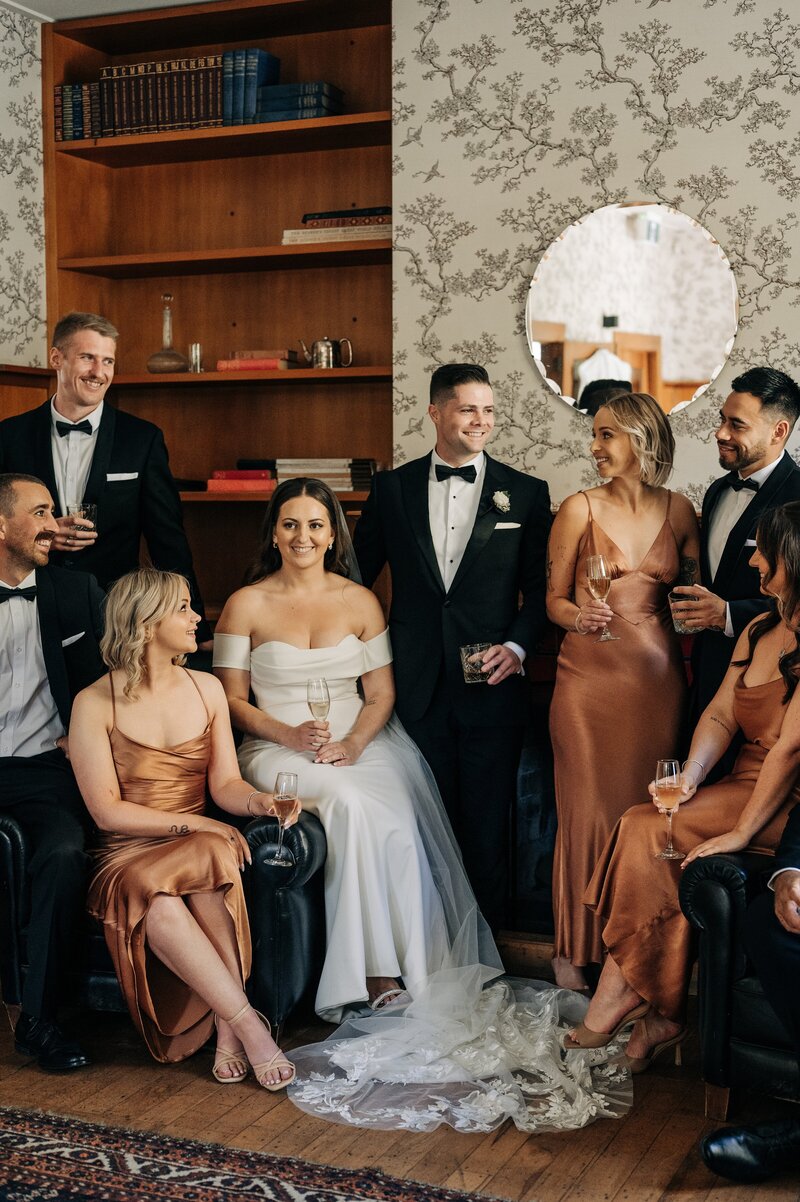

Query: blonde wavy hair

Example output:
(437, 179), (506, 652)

(597, 391), (675, 487)
(101, 568), (190, 697)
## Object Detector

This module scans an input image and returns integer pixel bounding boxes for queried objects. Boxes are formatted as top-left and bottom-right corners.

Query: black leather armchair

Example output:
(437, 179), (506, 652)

(679, 852), (800, 1120)
(0, 811), (326, 1037)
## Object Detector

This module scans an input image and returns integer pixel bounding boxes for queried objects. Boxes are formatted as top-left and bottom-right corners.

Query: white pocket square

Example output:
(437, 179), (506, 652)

(495, 521), (521, 530)
(61, 632), (85, 648)
(744, 539), (757, 547)
(106, 472), (138, 481)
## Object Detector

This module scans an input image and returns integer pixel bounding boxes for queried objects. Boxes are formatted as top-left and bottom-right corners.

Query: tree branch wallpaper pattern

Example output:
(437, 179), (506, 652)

(392, 0), (800, 505)
(0, 9), (44, 365)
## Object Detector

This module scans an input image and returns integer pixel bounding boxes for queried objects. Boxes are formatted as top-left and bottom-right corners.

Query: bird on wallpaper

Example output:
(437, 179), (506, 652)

(414, 161), (442, 181)
(400, 125), (423, 146)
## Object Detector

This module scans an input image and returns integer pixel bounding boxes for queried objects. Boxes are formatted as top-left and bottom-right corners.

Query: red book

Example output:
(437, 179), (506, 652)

(216, 358), (295, 371)
(206, 478), (277, 492)
(211, 469), (274, 479)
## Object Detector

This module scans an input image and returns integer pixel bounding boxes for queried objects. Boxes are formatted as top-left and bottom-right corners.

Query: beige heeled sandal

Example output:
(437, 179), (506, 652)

(564, 1000), (650, 1050)
(228, 1003), (295, 1091)
(212, 1013), (249, 1083)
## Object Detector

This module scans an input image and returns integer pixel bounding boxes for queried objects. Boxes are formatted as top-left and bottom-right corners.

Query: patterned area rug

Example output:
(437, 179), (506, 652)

(0, 1105), (502, 1202)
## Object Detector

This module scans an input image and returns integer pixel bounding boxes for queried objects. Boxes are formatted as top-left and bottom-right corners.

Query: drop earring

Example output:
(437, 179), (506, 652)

(328, 541), (334, 551)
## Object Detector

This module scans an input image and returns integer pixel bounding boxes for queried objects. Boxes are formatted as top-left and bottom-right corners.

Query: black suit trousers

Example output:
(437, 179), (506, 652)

(0, 752), (89, 1020)
(743, 891), (800, 1063)
(402, 669), (522, 931)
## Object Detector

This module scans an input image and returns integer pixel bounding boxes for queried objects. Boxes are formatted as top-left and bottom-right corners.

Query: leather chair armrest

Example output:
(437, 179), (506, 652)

(0, 814), (28, 1008)
(679, 851), (773, 1085)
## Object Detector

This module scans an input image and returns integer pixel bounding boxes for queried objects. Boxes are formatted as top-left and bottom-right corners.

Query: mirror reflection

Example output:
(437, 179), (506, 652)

(526, 203), (738, 416)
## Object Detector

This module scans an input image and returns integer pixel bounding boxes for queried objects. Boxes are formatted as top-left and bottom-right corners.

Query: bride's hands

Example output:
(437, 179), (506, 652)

(283, 720), (331, 754)
(315, 736), (361, 767)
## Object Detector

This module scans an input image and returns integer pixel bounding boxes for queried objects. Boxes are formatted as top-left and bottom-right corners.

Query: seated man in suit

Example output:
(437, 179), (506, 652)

(701, 804), (800, 1182)
(0, 473), (105, 1070)
(0, 311), (211, 646)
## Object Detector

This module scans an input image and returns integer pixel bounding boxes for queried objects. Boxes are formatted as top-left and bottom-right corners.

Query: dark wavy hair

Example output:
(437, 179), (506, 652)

(732, 500), (800, 701)
(246, 477), (353, 584)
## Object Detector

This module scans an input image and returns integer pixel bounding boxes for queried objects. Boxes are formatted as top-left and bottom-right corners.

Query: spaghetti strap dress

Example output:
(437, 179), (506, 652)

(86, 670), (251, 1063)
(549, 490), (687, 967)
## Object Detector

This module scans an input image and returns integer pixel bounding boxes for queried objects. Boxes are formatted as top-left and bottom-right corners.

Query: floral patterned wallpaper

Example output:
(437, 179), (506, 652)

(0, 8), (45, 365)
(392, 0), (800, 506)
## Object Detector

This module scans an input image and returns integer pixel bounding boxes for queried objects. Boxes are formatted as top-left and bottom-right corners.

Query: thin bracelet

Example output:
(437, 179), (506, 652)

(574, 610), (588, 635)
(682, 758), (706, 782)
(245, 790), (260, 817)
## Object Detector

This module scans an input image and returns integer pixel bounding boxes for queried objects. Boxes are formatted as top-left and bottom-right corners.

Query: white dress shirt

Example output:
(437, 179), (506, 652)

(0, 570), (64, 758)
(428, 450), (525, 666)
(706, 451), (786, 637)
(50, 397), (104, 513)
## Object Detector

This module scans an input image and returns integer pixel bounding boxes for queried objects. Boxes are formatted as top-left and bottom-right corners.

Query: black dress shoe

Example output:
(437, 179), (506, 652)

(14, 1012), (91, 1072)
(701, 1118), (800, 1183)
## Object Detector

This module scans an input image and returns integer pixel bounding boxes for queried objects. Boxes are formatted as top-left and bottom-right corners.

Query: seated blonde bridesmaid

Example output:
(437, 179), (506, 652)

(69, 568), (299, 1088)
(567, 502), (800, 1070)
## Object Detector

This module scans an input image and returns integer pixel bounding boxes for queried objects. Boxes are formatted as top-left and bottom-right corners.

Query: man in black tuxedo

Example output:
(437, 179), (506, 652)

(353, 364), (552, 928)
(701, 804), (800, 1182)
(671, 368), (800, 733)
(0, 473), (105, 1070)
(0, 311), (210, 645)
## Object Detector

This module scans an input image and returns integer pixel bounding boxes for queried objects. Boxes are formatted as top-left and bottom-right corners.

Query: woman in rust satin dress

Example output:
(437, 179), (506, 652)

(570, 502), (800, 1067)
(69, 568), (297, 1087)
(547, 393), (700, 992)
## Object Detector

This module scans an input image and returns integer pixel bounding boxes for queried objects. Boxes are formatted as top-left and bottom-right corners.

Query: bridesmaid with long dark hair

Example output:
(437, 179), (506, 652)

(547, 393), (700, 992)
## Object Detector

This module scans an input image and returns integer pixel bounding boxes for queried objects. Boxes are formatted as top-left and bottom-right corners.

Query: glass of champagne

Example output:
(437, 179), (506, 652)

(585, 554), (619, 642)
(653, 759), (684, 861)
(265, 771), (298, 867)
(307, 678), (330, 721)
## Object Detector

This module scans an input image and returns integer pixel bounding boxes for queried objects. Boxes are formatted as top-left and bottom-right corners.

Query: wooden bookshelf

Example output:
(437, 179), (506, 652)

(41, 0), (391, 615)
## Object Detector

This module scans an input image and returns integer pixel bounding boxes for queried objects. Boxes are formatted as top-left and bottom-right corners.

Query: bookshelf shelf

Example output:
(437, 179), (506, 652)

(59, 241), (392, 279)
(55, 111), (391, 167)
(115, 367), (391, 387)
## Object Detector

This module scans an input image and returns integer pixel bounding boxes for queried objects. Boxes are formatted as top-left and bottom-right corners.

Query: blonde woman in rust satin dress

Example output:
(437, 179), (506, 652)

(547, 392), (700, 993)
(570, 501), (800, 1068)
(69, 568), (298, 1088)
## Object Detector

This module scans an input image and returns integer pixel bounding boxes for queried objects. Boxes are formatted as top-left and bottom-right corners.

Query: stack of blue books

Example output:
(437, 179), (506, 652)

(253, 80), (344, 124)
(222, 48), (281, 125)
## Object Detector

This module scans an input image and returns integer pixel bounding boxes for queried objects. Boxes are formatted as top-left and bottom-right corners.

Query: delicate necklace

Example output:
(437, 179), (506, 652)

(779, 628), (796, 661)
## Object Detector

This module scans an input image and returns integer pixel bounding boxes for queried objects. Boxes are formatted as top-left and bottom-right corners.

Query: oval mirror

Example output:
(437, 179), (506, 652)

(525, 203), (738, 417)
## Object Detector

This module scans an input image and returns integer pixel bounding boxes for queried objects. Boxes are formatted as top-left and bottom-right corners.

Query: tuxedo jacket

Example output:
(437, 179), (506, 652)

(31, 565), (106, 728)
(693, 455), (800, 715)
(0, 400), (209, 641)
(353, 453), (552, 726)
(774, 803), (800, 874)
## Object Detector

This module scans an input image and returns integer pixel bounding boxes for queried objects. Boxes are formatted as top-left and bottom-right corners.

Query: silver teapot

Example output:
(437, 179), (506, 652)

(299, 336), (354, 369)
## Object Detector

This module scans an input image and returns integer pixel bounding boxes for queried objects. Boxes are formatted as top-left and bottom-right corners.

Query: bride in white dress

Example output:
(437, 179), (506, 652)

(213, 479), (631, 1133)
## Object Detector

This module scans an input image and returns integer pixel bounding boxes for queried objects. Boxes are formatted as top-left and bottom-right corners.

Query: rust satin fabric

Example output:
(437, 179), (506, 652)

(585, 675), (798, 1021)
(87, 693), (251, 1063)
(549, 492), (687, 966)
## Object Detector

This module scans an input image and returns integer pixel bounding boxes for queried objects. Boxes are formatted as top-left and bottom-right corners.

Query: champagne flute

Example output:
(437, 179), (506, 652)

(585, 554), (620, 642)
(265, 771), (298, 867)
(307, 678), (330, 720)
(653, 759), (684, 861)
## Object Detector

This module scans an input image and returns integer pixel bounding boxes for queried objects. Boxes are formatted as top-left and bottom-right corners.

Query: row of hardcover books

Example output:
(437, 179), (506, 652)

(282, 205), (391, 245)
(204, 460), (376, 493)
(54, 44), (345, 141)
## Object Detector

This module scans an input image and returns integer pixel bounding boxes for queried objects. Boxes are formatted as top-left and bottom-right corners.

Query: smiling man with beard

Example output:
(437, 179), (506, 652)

(0, 473), (105, 1070)
(670, 368), (800, 769)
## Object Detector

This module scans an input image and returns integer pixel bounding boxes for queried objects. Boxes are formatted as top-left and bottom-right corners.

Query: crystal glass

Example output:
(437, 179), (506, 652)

(653, 758), (684, 861)
(585, 554), (619, 642)
(265, 771), (298, 867)
(307, 678), (331, 720)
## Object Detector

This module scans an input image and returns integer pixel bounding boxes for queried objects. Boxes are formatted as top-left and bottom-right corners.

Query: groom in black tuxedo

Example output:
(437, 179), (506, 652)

(701, 804), (800, 1182)
(0, 311), (210, 645)
(671, 368), (800, 735)
(354, 364), (552, 928)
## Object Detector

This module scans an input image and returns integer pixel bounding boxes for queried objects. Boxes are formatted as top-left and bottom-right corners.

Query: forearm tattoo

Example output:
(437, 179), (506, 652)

(709, 714), (734, 736)
(680, 556), (699, 583)
(546, 557), (553, 587)
(168, 824), (190, 836)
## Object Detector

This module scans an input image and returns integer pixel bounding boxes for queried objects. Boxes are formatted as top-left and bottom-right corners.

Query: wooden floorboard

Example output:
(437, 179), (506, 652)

(0, 1009), (798, 1201)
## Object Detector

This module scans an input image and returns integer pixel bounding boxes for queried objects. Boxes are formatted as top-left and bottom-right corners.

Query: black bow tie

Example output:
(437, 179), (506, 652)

(0, 585), (37, 603)
(435, 464), (477, 484)
(725, 473), (759, 493)
(56, 420), (92, 437)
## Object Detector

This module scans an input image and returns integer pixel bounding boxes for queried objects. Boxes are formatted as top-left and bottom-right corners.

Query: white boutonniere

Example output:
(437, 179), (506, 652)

(492, 490), (511, 514)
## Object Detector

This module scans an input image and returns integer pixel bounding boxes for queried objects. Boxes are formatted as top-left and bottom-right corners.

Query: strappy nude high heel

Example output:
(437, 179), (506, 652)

(564, 1000), (650, 1050)
(228, 1003), (295, 1091)
(212, 1015), (249, 1084)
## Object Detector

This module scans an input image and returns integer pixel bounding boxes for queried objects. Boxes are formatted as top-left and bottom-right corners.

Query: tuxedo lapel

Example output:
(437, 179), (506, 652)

(447, 456), (504, 597)
(400, 454), (444, 592)
(83, 404), (116, 504)
(712, 456), (796, 590)
(34, 401), (61, 514)
(35, 567), (70, 727)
